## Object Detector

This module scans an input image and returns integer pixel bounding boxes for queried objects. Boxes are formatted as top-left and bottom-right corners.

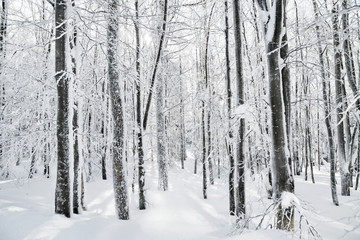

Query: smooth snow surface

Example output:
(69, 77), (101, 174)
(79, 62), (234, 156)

(1, 159), (359, 240)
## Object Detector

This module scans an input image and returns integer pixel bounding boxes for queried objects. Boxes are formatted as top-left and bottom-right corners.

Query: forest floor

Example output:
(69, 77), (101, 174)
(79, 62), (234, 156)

(0, 157), (359, 240)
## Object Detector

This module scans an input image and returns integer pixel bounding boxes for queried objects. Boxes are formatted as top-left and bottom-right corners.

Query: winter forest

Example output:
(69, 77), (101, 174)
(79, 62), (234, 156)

(0, 0), (360, 239)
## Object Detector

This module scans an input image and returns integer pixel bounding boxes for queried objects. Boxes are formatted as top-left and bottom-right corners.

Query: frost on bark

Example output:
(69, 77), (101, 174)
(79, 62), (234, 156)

(68, 0), (82, 215)
(54, 0), (71, 218)
(135, 0), (146, 210)
(204, 3), (215, 186)
(179, 63), (186, 170)
(233, 0), (245, 221)
(107, 0), (129, 220)
(332, 3), (350, 196)
(157, 70), (168, 191)
(142, 0), (168, 130)
(0, 0), (7, 174)
(224, 0), (235, 216)
(256, 0), (294, 230)
(341, 0), (358, 193)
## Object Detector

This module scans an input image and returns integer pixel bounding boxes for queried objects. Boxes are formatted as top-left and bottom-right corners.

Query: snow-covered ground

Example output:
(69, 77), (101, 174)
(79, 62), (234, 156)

(0, 159), (359, 240)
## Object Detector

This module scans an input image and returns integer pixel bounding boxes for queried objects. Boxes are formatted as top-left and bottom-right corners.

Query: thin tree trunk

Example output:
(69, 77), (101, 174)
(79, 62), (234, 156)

(280, 2), (292, 175)
(179, 62), (186, 169)
(224, 0), (235, 216)
(69, 0), (82, 215)
(201, 100), (207, 199)
(142, 0), (168, 130)
(0, 0), (7, 171)
(233, 0), (245, 221)
(204, 4), (215, 186)
(332, 3), (350, 196)
(156, 68), (167, 191)
(134, 0), (146, 210)
(312, 0), (339, 205)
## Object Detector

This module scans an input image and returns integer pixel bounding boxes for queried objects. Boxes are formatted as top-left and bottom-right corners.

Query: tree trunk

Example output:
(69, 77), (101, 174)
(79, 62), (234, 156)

(204, 4), (215, 186)
(224, 0), (235, 216)
(156, 68), (168, 191)
(256, 0), (294, 230)
(332, 3), (350, 196)
(108, 0), (129, 220)
(54, 0), (71, 218)
(179, 62), (186, 170)
(312, 0), (339, 205)
(135, 0), (146, 210)
(0, 0), (7, 171)
(233, 0), (245, 221)
(142, 0), (168, 130)
(201, 100), (207, 199)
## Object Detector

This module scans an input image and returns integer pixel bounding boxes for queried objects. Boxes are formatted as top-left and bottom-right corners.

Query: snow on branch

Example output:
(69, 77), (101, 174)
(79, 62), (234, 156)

(46, 0), (55, 8)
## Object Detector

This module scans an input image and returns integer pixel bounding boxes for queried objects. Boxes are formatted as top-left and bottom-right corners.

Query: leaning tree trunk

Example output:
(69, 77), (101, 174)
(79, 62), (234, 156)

(54, 0), (71, 218)
(233, 0), (245, 221)
(107, 0), (129, 220)
(256, 0), (294, 230)
(142, 0), (168, 130)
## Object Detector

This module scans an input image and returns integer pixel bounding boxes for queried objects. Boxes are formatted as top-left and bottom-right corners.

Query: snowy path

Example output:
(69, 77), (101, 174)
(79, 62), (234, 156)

(1, 161), (360, 240)
(0, 162), (232, 240)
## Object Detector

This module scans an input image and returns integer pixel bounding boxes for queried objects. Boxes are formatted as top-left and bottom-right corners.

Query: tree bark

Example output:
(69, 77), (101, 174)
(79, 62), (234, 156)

(224, 0), (235, 216)
(142, 0), (168, 130)
(179, 62), (186, 170)
(312, 0), (339, 205)
(156, 67), (167, 191)
(54, 0), (71, 218)
(256, 0), (294, 230)
(332, 3), (350, 196)
(233, 0), (245, 221)
(108, 0), (129, 220)
(135, 0), (146, 210)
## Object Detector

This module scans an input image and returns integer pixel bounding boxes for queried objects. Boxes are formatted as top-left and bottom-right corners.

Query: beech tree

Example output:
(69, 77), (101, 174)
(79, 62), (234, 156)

(54, 0), (71, 218)
(255, 0), (294, 230)
(107, 0), (129, 220)
(233, 0), (245, 221)
(224, 0), (235, 216)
